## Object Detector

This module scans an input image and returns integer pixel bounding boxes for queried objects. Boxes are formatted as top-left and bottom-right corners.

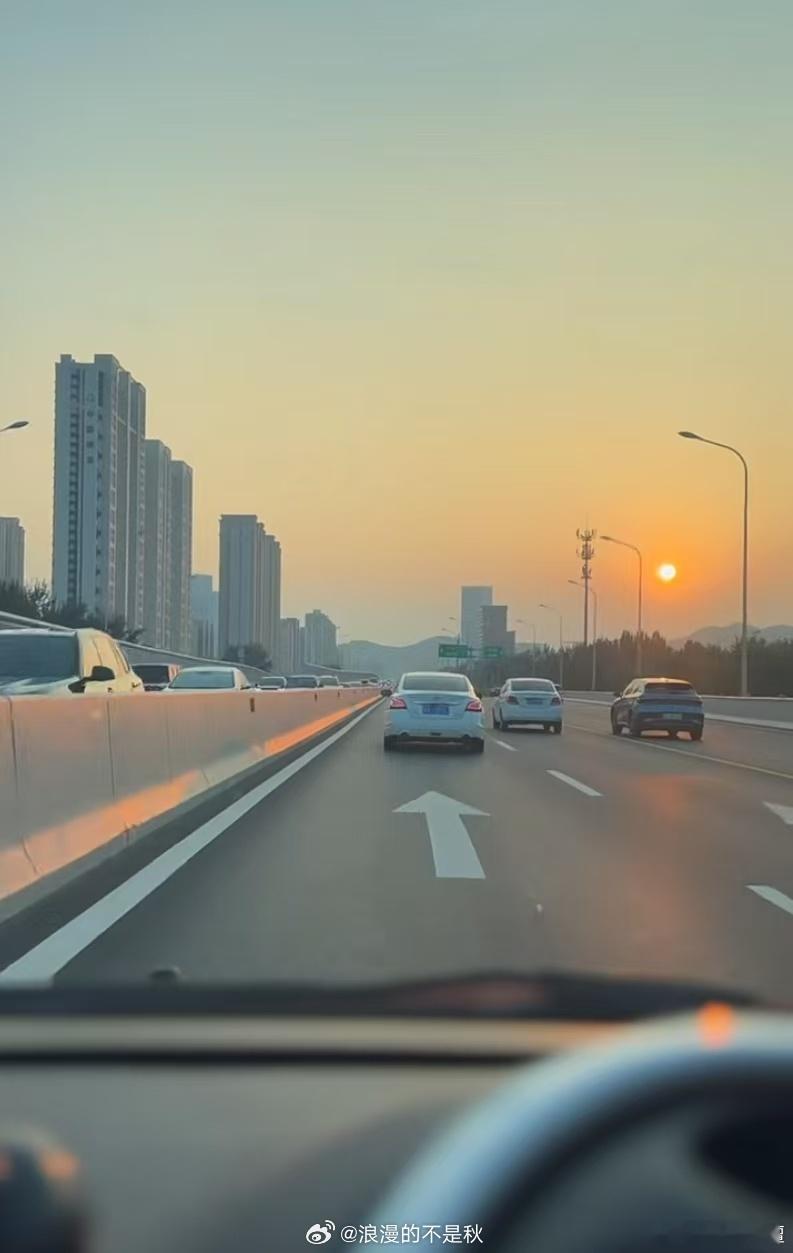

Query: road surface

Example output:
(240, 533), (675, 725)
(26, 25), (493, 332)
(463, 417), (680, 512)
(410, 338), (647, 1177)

(4, 700), (793, 1003)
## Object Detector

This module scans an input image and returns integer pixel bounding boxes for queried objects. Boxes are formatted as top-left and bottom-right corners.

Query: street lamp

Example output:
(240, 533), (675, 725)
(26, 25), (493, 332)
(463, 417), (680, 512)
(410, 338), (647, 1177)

(516, 619), (537, 674)
(602, 535), (643, 674)
(538, 603), (563, 687)
(0, 420), (29, 434)
(678, 431), (750, 696)
(569, 580), (599, 690)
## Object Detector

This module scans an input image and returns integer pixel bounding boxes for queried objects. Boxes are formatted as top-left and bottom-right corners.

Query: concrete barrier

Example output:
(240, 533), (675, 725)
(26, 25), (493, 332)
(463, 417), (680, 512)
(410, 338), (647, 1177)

(0, 685), (378, 923)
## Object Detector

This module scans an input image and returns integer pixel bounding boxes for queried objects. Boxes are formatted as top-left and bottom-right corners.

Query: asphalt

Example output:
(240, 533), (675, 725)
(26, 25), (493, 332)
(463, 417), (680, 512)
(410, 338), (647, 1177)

(21, 695), (788, 1004)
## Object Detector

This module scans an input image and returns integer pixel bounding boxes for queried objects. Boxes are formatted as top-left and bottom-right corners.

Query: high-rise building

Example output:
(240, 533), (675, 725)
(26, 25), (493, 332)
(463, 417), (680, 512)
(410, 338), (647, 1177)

(53, 353), (146, 625)
(279, 617), (300, 673)
(303, 610), (338, 666)
(262, 533), (281, 663)
(191, 573), (219, 658)
(0, 518), (25, 586)
(168, 460), (193, 652)
(142, 439), (172, 647)
(461, 585), (493, 650)
(481, 604), (515, 656)
(218, 515), (281, 662)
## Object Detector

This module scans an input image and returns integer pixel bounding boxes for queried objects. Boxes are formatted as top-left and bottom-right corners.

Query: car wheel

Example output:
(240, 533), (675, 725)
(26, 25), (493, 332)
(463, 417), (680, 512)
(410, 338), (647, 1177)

(501, 721), (510, 732)
(668, 730), (678, 739)
(492, 709), (500, 729)
(628, 717), (642, 738)
(690, 727), (703, 742)
(383, 736), (396, 752)
(554, 723), (563, 735)
(469, 739), (485, 754)
(610, 715), (622, 736)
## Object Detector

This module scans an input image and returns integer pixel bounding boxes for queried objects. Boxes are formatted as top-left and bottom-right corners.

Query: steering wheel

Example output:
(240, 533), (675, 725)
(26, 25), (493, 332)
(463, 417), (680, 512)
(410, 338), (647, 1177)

(372, 1012), (793, 1251)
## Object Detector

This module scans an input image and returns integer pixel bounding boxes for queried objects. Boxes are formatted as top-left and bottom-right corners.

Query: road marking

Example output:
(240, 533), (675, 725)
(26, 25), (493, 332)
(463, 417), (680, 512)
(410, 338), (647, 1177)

(546, 770), (602, 797)
(0, 702), (381, 984)
(764, 803), (793, 825)
(566, 723), (793, 784)
(747, 885), (793, 917)
(394, 791), (487, 879)
(495, 739), (518, 752)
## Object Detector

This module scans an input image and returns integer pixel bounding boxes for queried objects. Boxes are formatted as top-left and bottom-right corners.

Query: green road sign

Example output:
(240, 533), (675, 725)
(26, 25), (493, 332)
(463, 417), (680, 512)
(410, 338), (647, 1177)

(482, 646), (504, 658)
(438, 642), (471, 659)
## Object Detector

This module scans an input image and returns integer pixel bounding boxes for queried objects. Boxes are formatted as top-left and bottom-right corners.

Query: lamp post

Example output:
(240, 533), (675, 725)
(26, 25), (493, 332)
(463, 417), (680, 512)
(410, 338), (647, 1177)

(569, 580), (599, 690)
(517, 619), (537, 674)
(602, 535), (643, 674)
(538, 603), (563, 688)
(678, 431), (750, 696)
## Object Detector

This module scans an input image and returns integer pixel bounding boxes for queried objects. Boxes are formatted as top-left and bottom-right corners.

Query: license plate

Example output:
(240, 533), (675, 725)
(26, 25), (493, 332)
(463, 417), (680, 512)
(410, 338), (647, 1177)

(522, 697), (542, 704)
(422, 703), (450, 716)
(663, 713), (683, 720)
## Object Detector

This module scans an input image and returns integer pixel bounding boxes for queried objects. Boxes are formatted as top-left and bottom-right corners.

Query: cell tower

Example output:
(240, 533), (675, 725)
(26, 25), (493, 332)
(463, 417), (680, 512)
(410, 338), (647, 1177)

(576, 528), (596, 646)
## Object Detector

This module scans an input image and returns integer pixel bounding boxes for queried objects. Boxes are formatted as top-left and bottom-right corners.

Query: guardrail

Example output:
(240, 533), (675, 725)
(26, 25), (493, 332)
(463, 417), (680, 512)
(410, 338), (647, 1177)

(0, 610), (378, 684)
(0, 684), (380, 924)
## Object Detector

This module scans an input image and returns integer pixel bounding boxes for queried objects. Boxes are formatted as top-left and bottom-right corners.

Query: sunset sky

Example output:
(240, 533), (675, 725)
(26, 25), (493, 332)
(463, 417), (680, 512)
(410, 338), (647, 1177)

(1, 1), (791, 645)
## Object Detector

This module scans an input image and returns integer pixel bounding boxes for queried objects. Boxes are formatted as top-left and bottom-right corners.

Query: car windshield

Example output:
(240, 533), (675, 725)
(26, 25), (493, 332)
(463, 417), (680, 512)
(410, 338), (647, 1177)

(170, 670), (234, 689)
(1, 2), (792, 1023)
(0, 634), (78, 680)
(133, 665), (172, 683)
(401, 674), (471, 692)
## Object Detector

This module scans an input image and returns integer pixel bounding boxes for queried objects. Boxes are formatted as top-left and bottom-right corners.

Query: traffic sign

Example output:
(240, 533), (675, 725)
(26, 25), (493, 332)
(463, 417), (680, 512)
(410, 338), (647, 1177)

(482, 646), (503, 658)
(438, 643), (471, 659)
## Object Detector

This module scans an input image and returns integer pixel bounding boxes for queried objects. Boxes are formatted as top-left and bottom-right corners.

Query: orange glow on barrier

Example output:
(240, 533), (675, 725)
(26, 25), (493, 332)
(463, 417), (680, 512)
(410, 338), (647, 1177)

(697, 1001), (735, 1049)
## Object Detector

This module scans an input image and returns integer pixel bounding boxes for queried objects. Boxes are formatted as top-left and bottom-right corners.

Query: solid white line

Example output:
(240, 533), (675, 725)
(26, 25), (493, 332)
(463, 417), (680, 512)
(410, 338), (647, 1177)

(546, 770), (602, 797)
(747, 885), (793, 917)
(0, 702), (381, 983)
(495, 739), (518, 752)
(566, 723), (793, 783)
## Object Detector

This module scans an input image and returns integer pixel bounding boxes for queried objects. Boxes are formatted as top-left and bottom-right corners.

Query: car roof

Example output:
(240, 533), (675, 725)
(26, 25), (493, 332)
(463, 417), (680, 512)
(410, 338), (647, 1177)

(638, 676), (693, 684)
(0, 627), (77, 637)
(507, 676), (553, 683)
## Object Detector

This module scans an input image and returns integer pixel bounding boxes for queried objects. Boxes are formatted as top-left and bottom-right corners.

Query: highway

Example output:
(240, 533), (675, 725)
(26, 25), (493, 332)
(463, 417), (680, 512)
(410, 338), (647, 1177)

(3, 697), (793, 1003)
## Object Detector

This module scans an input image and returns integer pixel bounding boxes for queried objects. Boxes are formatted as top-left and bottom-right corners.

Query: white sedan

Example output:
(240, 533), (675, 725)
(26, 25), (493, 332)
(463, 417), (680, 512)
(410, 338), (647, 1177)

(384, 672), (485, 753)
(492, 677), (563, 733)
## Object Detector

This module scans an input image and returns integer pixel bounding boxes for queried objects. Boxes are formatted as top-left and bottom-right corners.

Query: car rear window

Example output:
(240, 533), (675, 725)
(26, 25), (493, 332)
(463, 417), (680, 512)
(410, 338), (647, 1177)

(285, 675), (317, 687)
(401, 674), (471, 692)
(171, 670), (234, 689)
(510, 679), (555, 692)
(644, 681), (696, 694)
(0, 634), (78, 680)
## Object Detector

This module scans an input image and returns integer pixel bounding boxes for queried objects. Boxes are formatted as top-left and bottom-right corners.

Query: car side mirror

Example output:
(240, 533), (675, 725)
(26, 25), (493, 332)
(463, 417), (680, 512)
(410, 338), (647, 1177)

(89, 665), (116, 683)
(614, 690), (622, 698)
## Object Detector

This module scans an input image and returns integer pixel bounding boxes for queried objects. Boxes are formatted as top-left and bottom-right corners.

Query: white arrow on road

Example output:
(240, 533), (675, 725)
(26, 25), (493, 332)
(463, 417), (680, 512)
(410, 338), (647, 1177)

(394, 791), (488, 879)
(764, 802), (793, 826)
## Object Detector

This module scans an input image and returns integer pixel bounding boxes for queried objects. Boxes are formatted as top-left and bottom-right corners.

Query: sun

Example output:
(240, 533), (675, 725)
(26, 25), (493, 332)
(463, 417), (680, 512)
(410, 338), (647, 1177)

(657, 563), (677, 583)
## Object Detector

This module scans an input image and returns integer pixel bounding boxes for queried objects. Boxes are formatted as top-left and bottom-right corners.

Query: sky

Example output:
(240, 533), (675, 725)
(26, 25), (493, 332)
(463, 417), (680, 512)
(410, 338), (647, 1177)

(1, 0), (792, 646)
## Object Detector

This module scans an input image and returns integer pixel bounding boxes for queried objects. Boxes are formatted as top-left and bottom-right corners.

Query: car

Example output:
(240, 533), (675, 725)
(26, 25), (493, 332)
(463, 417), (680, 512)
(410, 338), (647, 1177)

(132, 662), (182, 691)
(0, 627), (144, 696)
(165, 666), (251, 692)
(384, 671), (485, 753)
(611, 676), (704, 740)
(284, 674), (321, 689)
(492, 677), (563, 733)
(317, 674), (341, 688)
(380, 681), (394, 697)
(256, 675), (287, 690)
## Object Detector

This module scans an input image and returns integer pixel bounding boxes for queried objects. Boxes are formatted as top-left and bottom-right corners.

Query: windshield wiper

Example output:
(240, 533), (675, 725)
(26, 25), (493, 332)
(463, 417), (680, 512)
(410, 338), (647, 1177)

(0, 970), (770, 1021)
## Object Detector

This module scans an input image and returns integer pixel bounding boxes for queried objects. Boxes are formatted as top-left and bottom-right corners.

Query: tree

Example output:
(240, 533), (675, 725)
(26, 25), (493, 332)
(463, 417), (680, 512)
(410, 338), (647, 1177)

(241, 643), (272, 672)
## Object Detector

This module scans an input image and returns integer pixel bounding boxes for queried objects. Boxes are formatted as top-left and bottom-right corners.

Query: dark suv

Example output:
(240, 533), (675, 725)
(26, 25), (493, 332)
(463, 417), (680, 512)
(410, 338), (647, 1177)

(611, 677), (704, 740)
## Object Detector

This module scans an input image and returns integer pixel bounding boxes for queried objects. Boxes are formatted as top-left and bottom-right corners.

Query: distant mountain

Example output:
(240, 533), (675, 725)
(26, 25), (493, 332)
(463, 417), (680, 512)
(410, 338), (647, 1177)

(340, 635), (451, 677)
(670, 623), (793, 648)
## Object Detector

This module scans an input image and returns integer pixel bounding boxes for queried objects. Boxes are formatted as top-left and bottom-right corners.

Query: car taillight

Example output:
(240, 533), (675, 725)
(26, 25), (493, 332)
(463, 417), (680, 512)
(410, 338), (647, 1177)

(389, 695), (407, 709)
(551, 696), (561, 706)
(465, 698), (483, 712)
(507, 695), (519, 704)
